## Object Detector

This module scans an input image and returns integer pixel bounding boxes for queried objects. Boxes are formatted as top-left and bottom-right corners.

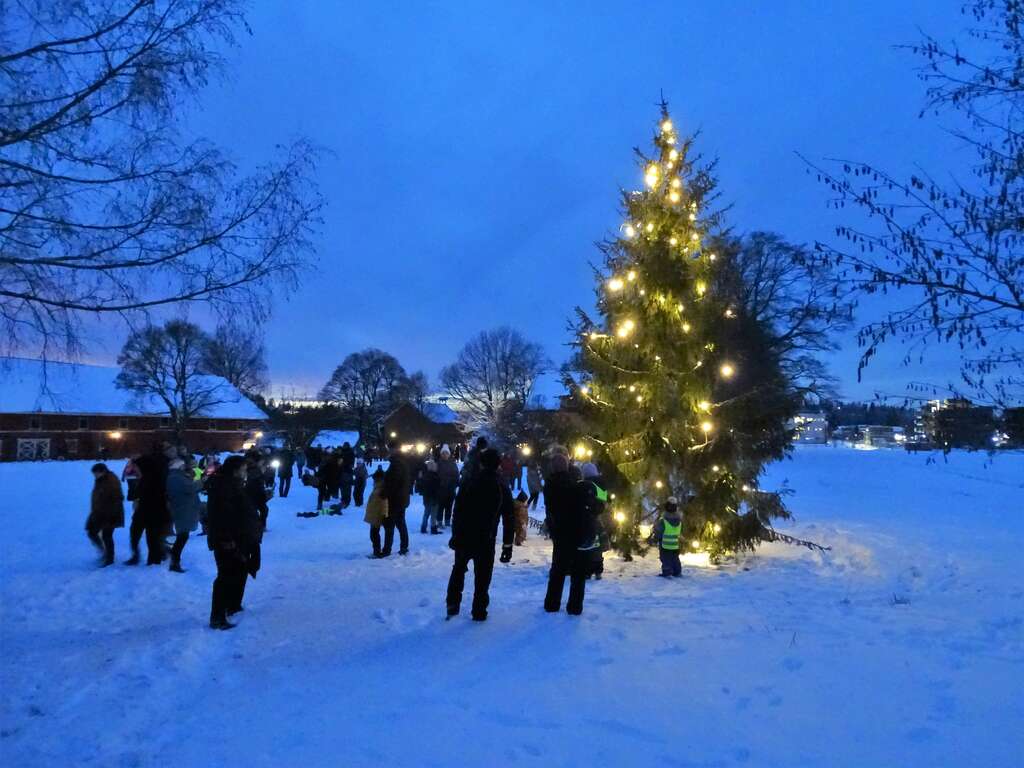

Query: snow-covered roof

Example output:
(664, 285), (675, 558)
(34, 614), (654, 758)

(0, 357), (265, 420)
(420, 401), (460, 424)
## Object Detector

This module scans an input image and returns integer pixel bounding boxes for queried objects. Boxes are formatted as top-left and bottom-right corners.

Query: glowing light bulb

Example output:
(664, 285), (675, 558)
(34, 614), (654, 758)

(720, 363), (735, 378)
(645, 222), (655, 233)
(669, 236), (678, 246)
(669, 149), (679, 161)
(574, 444), (588, 459)
(682, 322), (691, 333)
(677, 303), (684, 313)
(691, 232), (700, 242)
(712, 465), (720, 472)
(669, 190), (681, 203)
(742, 484), (751, 492)
(689, 212), (697, 221)
(580, 385), (590, 395)
(661, 119), (674, 133)
(635, 395), (643, 403)
(713, 523), (722, 534)
(627, 270), (637, 281)
(613, 510), (627, 524)
(655, 480), (664, 489)
(608, 277), (624, 291)
(724, 308), (734, 318)
(695, 281), (706, 296)
(691, 540), (701, 550)
(708, 252), (717, 261)
(701, 421), (714, 434)
(617, 319), (635, 338)
(624, 224), (636, 238)
(671, 178), (682, 189)
(698, 400), (711, 412)
(628, 385), (636, 392)
(645, 167), (659, 187)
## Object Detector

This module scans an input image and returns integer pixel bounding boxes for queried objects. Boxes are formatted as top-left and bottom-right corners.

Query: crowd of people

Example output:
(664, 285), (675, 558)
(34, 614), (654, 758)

(84, 434), (690, 630)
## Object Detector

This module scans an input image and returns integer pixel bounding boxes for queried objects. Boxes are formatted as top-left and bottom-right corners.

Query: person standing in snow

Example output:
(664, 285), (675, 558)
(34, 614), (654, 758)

(295, 446), (306, 479)
(246, 452), (270, 529)
(436, 446), (460, 528)
(338, 442), (356, 508)
(445, 448), (515, 621)
(86, 463), (124, 567)
(206, 456), (262, 630)
(460, 436), (487, 484)
(652, 497), (684, 578)
(166, 458), (202, 573)
(121, 457), (141, 514)
(353, 459), (369, 507)
(381, 441), (411, 556)
(579, 462), (610, 580)
(542, 453), (592, 615)
(364, 466), (389, 558)
(418, 458), (441, 534)
(277, 447), (294, 498)
(526, 461), (543, 510)
(125, 447), (171, 566)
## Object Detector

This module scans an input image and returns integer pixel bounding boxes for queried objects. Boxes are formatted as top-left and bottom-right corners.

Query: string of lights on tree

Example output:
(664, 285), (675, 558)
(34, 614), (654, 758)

(568, 102), (824, 561)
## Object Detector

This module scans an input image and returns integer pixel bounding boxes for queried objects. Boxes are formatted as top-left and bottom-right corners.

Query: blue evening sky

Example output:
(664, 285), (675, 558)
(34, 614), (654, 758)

(168, 0), (978, 400)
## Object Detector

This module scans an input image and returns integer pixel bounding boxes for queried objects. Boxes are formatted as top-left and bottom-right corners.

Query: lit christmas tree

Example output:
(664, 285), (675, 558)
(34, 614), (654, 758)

(570, 102), (805, 561)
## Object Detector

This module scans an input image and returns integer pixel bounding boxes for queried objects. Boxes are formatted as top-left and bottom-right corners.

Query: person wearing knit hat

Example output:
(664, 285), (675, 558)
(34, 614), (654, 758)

(542, 452), (592, 615)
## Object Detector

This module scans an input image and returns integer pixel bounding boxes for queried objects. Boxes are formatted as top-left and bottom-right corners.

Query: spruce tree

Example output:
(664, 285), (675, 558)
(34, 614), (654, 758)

(570, 103), (800, 560)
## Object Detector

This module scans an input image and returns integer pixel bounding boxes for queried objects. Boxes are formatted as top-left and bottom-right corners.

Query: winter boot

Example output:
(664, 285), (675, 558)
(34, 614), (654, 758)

(209, 617), (236, 631)
(169, 560), (185, 573)
(123, 553), (140, 566)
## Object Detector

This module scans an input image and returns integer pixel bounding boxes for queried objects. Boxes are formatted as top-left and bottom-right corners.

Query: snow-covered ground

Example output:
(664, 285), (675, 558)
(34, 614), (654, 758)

(1, 447), (1022, 767)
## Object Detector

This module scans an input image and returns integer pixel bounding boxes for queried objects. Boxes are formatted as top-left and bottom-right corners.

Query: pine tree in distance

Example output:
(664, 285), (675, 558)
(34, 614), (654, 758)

(570, 102), (812, 561)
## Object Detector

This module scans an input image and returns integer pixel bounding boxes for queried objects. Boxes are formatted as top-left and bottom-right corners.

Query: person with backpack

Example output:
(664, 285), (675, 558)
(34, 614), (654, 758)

(652, 497), (684, 578)
(86, 463), (124, 567)
(445, 449), (515, 621)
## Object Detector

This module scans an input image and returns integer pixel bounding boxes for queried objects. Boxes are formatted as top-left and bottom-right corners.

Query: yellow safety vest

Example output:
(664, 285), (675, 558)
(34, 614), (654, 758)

(661, 519), (681, 551)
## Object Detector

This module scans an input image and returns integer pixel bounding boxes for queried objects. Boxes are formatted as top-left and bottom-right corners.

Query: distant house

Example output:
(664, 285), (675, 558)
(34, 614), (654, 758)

(0, 358), (265, 461)
(378, 401), (466, 451)
(792, 412), (829, 444)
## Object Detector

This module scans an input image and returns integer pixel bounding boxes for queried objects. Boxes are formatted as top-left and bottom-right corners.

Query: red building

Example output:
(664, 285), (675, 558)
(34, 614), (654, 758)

(0, 358), (265, 461)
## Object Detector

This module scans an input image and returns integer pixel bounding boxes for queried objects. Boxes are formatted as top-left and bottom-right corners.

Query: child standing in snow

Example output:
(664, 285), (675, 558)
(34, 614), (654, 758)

(652, 497), (684, 578)
(363, 467), (389, 558)
(513, 490), (529, 546)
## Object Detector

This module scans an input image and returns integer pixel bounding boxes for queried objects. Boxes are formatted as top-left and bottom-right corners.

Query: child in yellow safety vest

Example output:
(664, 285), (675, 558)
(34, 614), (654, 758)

(652, 497), (683, 578)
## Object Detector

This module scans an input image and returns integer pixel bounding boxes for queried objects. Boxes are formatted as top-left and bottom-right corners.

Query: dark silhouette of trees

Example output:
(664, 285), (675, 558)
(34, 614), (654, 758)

(0, 0), (321, 360)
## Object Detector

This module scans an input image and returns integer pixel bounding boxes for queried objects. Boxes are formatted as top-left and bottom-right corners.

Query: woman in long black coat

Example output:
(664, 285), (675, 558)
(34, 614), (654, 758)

(206, 456), (263, 630)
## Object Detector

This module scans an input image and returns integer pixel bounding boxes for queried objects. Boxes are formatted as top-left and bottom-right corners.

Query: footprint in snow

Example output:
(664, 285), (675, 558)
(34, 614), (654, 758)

(653, 644), (688, 657)
(781, 656), (803, 672)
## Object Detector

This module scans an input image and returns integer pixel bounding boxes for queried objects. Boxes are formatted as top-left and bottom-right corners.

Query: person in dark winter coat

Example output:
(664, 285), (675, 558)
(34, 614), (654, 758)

(206, 456), (263, 630)
(436, 447), (459, 527)
(246, 453), (270, 529)
(460, 437), (488, 484)
(446, 448), (515, 621)
(125, 448), (171, 565)
(338, 442), (356, 507)
(295, 447), (306, 478)
(381, 443), (411, 555)
(86, 463), (124, 566)
(316, 453), (340, 511)
(353, 460), (369, 507)
(652, 497), (684, 577)
(580, 462), (610, 579)
(277, 448), (295, 498)
(166, 458), (202, 572)
(526, 462), (543, 510)
(418, 459), (441, 534)
(543, 453), (592, 615)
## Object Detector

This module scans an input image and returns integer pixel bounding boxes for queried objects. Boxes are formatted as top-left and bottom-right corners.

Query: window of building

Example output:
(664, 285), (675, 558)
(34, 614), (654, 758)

(118, 417), (128, 429)
(29, 416), (41, 430)
(78, 416), (88, 430)
(66, 439), (79, 456)
(160, 417), (170, 428)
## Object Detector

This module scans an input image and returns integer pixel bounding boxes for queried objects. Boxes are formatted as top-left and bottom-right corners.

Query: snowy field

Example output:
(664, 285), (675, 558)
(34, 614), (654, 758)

(1, 447), (1022, 768)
